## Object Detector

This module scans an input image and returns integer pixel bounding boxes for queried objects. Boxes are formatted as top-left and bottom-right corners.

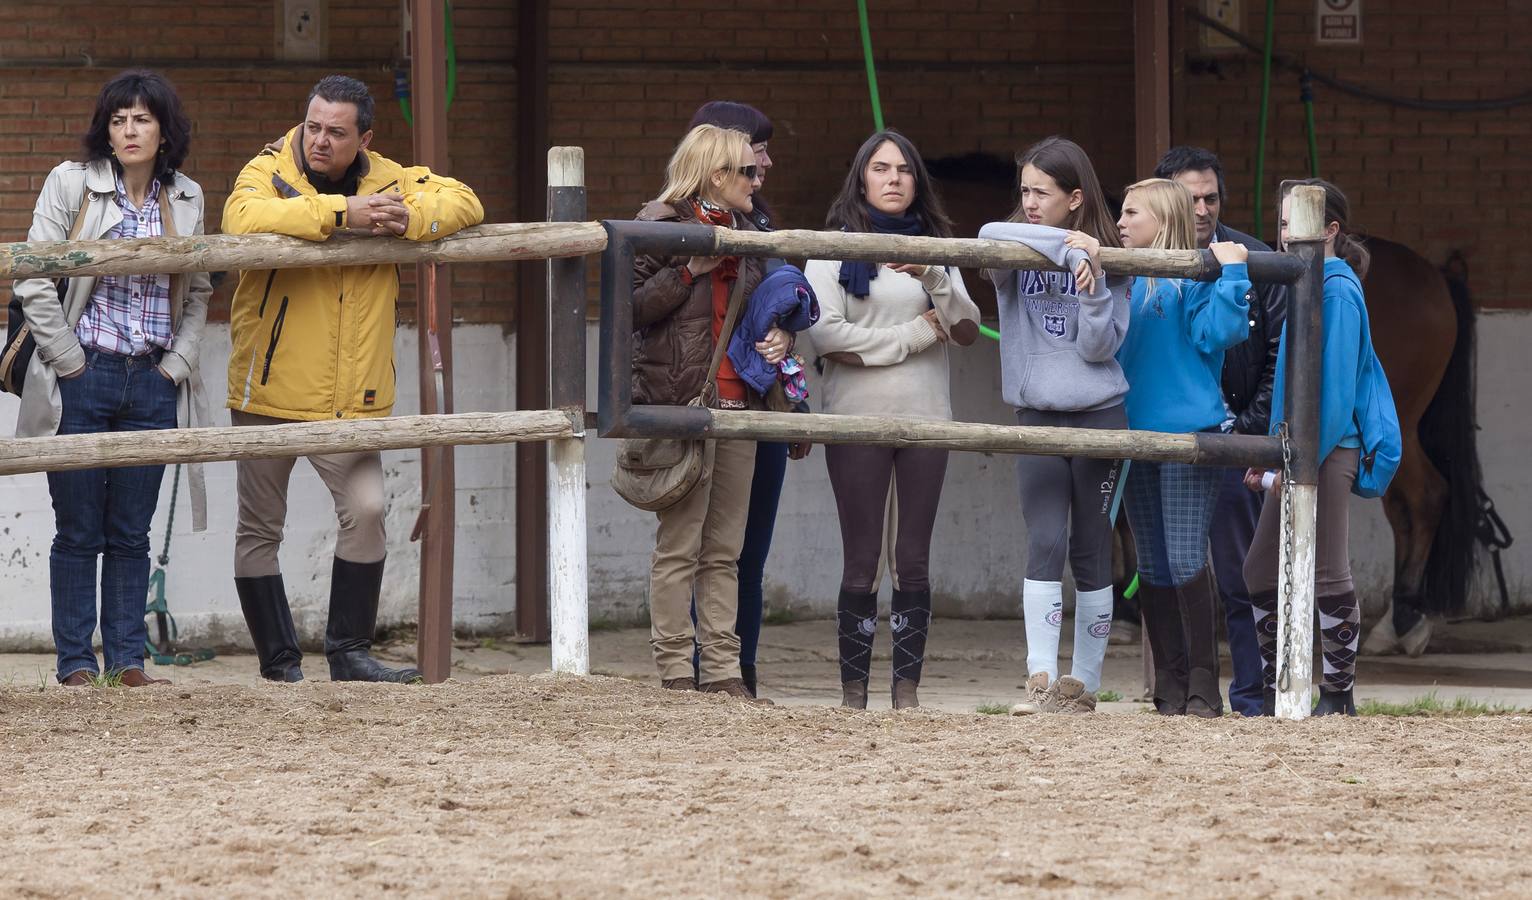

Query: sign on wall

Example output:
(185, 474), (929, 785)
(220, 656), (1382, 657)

(1317, 0), (1362, 44)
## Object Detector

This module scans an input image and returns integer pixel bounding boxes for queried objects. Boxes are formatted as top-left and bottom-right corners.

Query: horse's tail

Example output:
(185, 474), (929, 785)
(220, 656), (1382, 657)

(1417, 251), (1483, 615)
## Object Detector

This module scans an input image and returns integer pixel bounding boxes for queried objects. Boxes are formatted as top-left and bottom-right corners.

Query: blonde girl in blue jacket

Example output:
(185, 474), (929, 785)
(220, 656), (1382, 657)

(1242, 179), (1401, 717)
(1115, 178), (1252, 717)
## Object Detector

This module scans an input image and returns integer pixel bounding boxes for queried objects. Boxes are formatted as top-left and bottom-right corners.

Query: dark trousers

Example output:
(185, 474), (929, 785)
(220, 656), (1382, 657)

(1210, 465), (1264, 717)
(47, 349), (177, 680)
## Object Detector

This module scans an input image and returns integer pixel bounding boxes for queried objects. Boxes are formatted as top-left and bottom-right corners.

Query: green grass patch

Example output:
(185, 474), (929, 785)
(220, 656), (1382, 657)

(88, 671), (126, 688)
(1096, 689), (1123, 703)
(1357, 690), (1524, 717)
(761, 606), (798, 626)
(975, 702), (1011, 716)
(588, 616), (627, 632)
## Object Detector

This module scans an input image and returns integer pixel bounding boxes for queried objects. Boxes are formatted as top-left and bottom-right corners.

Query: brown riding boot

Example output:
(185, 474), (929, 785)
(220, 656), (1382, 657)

(892, 678), (920, 710)
(842, 680), (869, 710)
(701, 678), (775, 705)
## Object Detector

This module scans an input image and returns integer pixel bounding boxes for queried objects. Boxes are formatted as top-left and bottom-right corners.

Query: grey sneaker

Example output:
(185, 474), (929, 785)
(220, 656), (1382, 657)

(1043, 676), (1097, 714)
(1010, 672), (1053, 716)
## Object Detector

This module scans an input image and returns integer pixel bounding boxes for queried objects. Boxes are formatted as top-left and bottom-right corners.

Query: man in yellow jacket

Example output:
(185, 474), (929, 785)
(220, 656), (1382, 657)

(223, 75), (483, 683)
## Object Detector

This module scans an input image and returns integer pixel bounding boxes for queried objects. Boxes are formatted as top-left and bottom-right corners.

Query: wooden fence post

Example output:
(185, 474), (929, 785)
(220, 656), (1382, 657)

(547, 147), (590, 675)
(1276, 184), (1327, 720)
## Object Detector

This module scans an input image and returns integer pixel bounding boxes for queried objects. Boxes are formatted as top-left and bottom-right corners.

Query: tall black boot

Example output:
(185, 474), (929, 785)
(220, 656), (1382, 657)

(1178, 567), (1224, 718)
(325, 557), (423, 683)
(1138, 581), (1188, 715)
(890, 588), (931, 709)
(837, 588), (877, 709)
(234, 574), (304, 682)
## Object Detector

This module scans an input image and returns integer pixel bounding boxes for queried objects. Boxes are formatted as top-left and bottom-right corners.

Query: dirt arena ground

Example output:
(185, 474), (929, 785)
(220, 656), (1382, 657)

(4, 671), (1530, 898)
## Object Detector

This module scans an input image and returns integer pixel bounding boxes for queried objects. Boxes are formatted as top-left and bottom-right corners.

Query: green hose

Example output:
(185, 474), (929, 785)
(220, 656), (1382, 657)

(1252, 0), (1275, 241)
(855, 0), (885, 131)
(398, 1), (458, 128)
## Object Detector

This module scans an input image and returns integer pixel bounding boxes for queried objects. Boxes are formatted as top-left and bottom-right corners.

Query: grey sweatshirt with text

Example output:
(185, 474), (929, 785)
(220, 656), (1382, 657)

(979, 221), (1130, 413)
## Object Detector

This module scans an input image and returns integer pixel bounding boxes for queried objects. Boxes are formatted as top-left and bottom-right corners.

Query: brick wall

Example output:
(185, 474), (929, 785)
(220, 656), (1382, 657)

(1175, 0), (1530, 308)
(3, 0), (1524, 328)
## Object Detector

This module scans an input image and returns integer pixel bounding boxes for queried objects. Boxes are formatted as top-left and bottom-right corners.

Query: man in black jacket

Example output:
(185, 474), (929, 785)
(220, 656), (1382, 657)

(1155, 146), (1287, 717)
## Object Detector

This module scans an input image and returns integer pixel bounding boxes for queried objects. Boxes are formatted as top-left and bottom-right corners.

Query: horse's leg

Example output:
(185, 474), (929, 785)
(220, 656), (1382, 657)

(1365, 437), (1445, 656)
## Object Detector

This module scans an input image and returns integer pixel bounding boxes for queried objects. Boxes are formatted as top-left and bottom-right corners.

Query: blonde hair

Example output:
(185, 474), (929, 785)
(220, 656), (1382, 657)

(657, 124), (751, 207)
(1122, 178), (1197, 301)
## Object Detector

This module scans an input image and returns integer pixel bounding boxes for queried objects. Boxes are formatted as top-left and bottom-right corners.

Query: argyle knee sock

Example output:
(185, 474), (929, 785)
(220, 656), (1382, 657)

(1318, 591), (1361, 693)
(837, 589), (878, 684)
(890, 588), (931, 684)
(1250, 590), (1279, 691)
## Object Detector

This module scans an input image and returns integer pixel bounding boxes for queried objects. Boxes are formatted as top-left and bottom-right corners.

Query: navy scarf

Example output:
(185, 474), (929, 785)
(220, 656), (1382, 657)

(838, 207), (927, 298)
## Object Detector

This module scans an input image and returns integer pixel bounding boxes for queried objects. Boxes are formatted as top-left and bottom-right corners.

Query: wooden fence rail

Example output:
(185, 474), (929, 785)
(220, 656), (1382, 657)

(3, 221), (1304, 284)
(0, 410), (576, 476)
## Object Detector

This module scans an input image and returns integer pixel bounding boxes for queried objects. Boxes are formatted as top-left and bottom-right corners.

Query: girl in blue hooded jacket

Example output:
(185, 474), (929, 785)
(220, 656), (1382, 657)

(1115, 178), (1252, 718)
(1242, 179), (1401, 717)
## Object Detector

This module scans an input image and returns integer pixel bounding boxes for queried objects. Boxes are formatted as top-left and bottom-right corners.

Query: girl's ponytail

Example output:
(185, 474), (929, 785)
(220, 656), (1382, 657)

(1334, 230), (1371, 279)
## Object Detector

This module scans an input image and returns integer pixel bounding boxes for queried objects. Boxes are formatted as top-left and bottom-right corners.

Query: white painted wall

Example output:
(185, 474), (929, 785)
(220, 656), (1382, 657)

(1, 314), (1527, 651)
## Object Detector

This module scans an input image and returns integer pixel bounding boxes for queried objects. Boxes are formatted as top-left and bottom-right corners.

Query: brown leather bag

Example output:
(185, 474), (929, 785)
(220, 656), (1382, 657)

(612, 272), (748, 512)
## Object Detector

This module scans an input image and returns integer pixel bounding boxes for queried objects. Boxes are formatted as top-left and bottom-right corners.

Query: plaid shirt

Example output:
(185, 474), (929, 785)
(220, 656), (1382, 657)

(74, 176), (174, 356)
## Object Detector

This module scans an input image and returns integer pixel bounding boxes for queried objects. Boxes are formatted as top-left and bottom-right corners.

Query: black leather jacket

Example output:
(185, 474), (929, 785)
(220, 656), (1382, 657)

(1216, 223), (1287, 435)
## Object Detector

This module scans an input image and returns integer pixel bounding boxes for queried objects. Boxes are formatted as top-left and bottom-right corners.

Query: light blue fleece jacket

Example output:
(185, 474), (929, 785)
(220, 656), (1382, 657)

(978, 221), (1130, 412)
(1270, 257), (1368, 456)
(1116, 264), (1252, 433)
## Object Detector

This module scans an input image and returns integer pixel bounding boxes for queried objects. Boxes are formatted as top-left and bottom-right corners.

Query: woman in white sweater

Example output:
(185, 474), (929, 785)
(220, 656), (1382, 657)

(805, 129), (980, 710)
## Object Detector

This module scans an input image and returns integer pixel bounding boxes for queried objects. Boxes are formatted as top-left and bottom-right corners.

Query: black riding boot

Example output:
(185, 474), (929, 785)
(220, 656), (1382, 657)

(1138, 582), (1188, 715)
(234, 574), (304, 682)
(740, 664), (758, 698)
(325, 557), (423, 683)
(1178, 567), (1225, 718)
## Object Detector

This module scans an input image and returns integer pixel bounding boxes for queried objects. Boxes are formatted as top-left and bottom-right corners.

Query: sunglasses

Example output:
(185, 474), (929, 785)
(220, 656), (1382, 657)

(734, 164), (758, 179)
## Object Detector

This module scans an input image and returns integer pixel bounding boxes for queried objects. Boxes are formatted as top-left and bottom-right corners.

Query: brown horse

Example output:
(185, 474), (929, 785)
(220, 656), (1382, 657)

(927, 157), (1484, 654)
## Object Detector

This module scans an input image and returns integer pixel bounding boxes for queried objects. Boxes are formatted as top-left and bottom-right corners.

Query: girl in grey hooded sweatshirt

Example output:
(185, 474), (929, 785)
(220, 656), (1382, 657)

(979, 137), (1129, 716)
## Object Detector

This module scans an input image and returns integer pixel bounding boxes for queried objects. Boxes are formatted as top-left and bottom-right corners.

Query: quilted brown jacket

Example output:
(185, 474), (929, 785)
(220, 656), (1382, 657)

(630, 199), (764, 407)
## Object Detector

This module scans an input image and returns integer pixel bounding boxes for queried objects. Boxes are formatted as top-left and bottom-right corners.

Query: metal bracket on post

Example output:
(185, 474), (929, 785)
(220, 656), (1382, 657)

(1276, 183), (1328, 721)
(547, 147), (589, 675)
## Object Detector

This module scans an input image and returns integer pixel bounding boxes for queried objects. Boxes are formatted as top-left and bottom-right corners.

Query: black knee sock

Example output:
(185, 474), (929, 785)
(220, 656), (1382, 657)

(1250, 590), (1279, 691)
(1319, 591), (1360, 692)
(837, 589), (878, 684)
(890, 588), (931, 684)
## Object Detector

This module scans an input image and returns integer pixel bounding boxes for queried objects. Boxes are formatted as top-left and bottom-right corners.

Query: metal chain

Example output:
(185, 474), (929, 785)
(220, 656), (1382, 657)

(1277, 425), (1295, 693)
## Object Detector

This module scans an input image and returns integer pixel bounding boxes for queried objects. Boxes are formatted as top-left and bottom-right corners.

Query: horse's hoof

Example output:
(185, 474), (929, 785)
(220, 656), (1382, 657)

(1398, 616), (1432, 657)
(1360, 613), (1399, 656)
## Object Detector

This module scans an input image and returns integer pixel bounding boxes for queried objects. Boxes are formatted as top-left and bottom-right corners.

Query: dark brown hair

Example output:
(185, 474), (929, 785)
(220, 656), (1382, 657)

(81, 69), (191, 182)
(1283, 178), (1369, 277)
(1008, 136), (1121, 248)
(824, 129), (954, 238)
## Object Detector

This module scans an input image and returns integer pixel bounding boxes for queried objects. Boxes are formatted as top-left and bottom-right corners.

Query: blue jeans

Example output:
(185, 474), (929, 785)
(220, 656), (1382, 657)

(691, 441), (789, 671)
(1210, 466), (1265, 716)
(47, 349), (177, 680)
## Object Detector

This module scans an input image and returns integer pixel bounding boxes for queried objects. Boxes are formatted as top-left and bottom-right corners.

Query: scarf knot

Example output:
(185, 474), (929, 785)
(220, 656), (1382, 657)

(838, 206), (927, 298)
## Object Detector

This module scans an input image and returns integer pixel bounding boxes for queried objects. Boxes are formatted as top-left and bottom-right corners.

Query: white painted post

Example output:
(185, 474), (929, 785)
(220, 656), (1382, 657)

(1275, 486), (1318, 719)
(547, 147), (590, 675)
(1275, 184), (1327, 720)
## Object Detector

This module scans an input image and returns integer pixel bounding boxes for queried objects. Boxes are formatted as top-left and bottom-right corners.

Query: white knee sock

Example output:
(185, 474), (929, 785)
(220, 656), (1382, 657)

(1023, 579), (1064, 680)
(1070, 585), (1115, 693)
